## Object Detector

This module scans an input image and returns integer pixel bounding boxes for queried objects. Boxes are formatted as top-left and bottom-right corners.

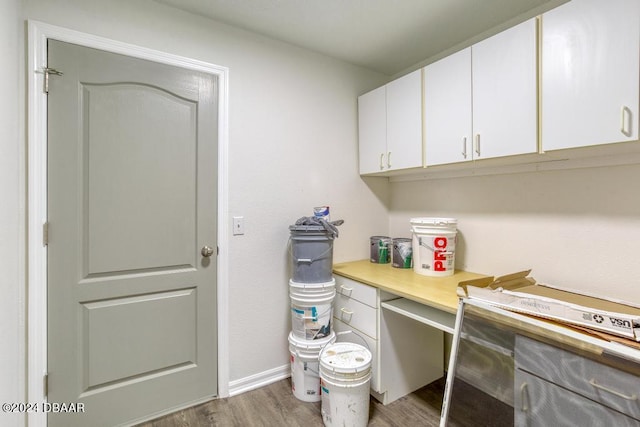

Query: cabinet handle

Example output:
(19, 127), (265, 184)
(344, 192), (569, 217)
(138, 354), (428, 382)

(339, 285), (353, 296)
(589, 379), (638, 401)
(520, 382), (529, 412)
(379, 153), (385, 170)
(340, 307), (354, 320)
(621, 106), (632, 137)
(474, 134), (481, 157)
(387, 151), (392, 168)
(462, 137), (467, 159)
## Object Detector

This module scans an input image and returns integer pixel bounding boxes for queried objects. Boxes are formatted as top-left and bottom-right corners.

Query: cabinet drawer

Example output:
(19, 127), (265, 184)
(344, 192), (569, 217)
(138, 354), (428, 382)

(515, 369), (639, 427)
(333, 316), (379, 392)
(515, 335), (640, 420)
(334, 293), (377, 339)
(334, 275), (377, 307)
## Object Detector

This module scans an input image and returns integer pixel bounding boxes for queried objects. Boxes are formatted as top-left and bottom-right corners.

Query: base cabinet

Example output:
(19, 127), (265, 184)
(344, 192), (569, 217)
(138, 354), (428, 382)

(514, 335), (640, 426)
(514, 370), (638, 427)
(333, 275), (444, 404)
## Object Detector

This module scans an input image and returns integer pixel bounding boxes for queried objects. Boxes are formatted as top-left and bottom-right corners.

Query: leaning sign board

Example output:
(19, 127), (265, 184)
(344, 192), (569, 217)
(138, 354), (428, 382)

(457, 270), (640, 342)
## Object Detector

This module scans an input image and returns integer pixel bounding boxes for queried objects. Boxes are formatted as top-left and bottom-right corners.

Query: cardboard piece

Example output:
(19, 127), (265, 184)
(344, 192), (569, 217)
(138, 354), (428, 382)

(457, 270), (640, 342)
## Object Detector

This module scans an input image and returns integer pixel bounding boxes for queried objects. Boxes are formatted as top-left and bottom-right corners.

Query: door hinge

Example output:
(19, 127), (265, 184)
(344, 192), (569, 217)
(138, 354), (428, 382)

(43, 222), (49, 246)
(39, 67), (63, 94)
(44, 373), (49, 397)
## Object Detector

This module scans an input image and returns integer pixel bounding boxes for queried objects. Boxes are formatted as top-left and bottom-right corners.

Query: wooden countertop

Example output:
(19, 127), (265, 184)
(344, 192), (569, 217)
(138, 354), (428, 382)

(332, 259), (488, 314)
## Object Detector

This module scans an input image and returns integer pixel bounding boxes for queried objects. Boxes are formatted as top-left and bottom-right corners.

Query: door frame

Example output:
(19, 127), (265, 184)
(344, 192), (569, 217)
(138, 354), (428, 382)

(27, 20), (230, 427)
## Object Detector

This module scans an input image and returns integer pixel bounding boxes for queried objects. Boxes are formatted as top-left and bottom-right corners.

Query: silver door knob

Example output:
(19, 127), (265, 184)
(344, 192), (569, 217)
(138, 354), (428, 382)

(201, 246), (215, 257)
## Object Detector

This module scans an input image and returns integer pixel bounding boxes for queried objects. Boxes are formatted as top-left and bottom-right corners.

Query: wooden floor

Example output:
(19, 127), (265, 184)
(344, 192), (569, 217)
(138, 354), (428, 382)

(137, 377), (444, 427)
(137, 376), (512, 426)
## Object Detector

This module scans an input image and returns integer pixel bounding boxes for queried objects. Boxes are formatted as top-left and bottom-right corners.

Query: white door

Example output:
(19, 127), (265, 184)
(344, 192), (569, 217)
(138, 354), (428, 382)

(47, 40), (218, 427)
(541, 0), (640, 150)
(472, 18), (538, 160)
(424, 47), (473, 166)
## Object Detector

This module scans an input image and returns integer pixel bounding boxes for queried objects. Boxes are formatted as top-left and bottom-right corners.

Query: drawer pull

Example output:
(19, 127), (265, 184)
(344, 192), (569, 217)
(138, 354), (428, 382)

(340, 307), (354, 320)
(589, 379), (638, 401)
(339, 285), (353, 296)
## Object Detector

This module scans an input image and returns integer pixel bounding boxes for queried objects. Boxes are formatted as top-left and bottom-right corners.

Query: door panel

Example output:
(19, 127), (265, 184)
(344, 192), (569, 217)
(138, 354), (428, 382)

(84, 83), (197, 274)
(82, 288), (197, 389)
(47, 39), (218, 427)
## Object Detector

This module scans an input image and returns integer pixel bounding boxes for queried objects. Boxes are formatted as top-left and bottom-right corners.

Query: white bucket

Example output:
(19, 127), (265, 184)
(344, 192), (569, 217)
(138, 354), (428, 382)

(410, 217), (458, 277)
(289, 278), (336, 295)
(290, 280), (336, 340)
(319, 342), (372, 427)
(288, 331), (336, 402)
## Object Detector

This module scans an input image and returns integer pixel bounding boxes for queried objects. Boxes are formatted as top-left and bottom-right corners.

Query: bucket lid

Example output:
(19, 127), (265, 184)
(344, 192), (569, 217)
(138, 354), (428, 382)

(289, 224), (327, 232)
(320, 342), (372, 373)
(410, 217), (458, 226)
(288, 330), (336, 350)
(289, 278), (336, 289)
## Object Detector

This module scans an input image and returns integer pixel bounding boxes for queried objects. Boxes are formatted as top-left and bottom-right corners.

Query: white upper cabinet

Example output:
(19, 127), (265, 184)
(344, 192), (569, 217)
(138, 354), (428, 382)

(424, 19), (538, 166)
(472, 18), (538, 159)
(542, 0), (640, 151)
(385, 70), (423, 171)
(358, 85), (387, 174)
(423, 48), (473, 166)
(358, 69), (422, 174)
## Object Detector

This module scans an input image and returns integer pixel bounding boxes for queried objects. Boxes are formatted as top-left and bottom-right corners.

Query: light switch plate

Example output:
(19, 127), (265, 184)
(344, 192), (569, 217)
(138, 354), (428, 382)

(233, 216), (244, 235)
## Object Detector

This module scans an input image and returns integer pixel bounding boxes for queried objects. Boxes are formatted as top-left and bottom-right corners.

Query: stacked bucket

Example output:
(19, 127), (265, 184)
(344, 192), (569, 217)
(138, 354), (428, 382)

(288, 215), (373, 427)
(287, 219), (337, 403)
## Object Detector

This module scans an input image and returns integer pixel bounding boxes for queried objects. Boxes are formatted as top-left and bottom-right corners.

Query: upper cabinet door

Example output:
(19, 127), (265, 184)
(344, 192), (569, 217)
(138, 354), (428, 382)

(472, 18), (538, 160)
(358, 85), (387, 174)
(358, 70), (423, 174)
(386, 69), (423, 171)
(424, 48), (473, 166)
(424, 19), (537, 166)
(542, 0), (640, 151)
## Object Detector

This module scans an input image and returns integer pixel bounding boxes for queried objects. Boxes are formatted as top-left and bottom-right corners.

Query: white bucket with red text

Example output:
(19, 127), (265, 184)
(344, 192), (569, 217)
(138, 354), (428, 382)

(410, 217), (457, 277)
(288, 330), (336, 402)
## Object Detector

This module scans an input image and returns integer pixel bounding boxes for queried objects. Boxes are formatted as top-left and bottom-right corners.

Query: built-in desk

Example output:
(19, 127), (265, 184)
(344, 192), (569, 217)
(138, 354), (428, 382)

(333, 260), (487, 333)
(331, 260), (487, 404)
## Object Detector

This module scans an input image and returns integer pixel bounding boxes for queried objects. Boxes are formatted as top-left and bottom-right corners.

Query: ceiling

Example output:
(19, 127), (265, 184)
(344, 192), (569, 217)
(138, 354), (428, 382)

(156, 0), (563, 76)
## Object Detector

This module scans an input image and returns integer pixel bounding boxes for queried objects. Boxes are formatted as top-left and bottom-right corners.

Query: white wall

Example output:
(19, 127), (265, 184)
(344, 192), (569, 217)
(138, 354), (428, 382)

(6, 1), (639, 422)
(389, 163), (640, 305)
(0, 0), (25, 425)
(6, 0), (389, 408)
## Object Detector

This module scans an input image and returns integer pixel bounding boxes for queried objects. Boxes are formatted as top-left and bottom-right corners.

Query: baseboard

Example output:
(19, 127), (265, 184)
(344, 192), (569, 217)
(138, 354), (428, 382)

(228, 364), (291, 397)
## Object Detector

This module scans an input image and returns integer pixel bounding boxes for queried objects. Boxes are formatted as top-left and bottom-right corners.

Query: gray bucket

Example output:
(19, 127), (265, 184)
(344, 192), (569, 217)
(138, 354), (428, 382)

(289, 225), (334, 283)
